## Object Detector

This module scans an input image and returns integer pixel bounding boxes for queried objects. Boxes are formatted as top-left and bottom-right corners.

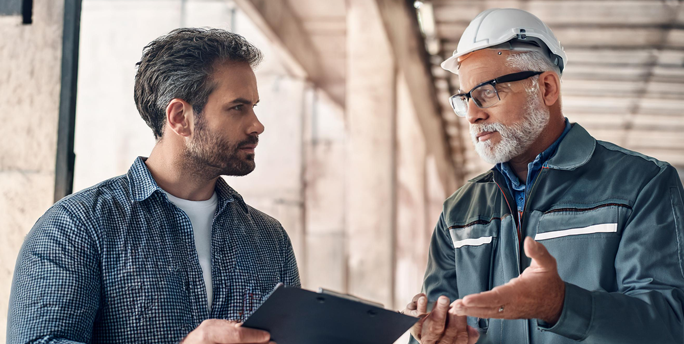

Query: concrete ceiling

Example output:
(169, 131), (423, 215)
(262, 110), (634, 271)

(427, 0), (684, 178)
(286, 0), (347, 104)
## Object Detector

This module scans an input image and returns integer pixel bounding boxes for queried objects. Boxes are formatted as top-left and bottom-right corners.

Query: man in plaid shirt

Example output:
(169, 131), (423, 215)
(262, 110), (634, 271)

(8, 28), (300, 344)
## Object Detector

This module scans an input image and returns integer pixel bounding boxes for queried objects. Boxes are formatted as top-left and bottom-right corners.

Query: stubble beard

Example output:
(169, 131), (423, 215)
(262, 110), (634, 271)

(185, 115), (257, 178)
(470, 89), (550, 164)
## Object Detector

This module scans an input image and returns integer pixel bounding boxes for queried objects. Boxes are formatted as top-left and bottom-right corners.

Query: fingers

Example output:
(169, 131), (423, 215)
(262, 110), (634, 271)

(452, 300), (508, 319)
(461, 283), (515, 308)
(412, 293), (427, 303)
(466, 325), (480, 344)
(524, 237), (556, 270)
(404, 293), (428, 317)
(421, 296), (450, 343)
(406, 294), (422, 311)
(408, 293), (428, 340)
(416, 294), (428, 314)
(212, 321), (271, 343)
(439, 307), (467, 343)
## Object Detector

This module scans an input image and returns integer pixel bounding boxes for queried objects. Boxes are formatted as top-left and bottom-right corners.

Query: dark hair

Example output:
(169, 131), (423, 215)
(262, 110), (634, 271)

(134, 28), (262, 139)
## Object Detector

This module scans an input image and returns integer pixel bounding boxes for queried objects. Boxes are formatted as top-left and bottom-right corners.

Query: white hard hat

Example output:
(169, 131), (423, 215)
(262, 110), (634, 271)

(441, 8), (567, 75)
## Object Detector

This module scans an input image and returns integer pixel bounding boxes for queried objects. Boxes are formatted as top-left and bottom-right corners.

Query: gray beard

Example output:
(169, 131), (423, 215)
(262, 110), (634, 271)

(469, 90), (550, 164)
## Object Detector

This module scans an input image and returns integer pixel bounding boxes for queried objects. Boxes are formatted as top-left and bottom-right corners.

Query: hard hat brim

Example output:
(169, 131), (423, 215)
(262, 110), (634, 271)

(440, 55), (460, 74)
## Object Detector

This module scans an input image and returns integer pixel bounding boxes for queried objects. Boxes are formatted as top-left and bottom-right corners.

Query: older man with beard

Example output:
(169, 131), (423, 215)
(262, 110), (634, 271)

(8, 28), (299, 344)
(403, 8), (684, 344)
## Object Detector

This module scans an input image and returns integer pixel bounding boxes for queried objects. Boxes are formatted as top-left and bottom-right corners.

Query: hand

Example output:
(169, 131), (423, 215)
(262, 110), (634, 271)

(181, 319), (274, 344)
(453, 237), (565, 325)
(402, 293), (479, 344)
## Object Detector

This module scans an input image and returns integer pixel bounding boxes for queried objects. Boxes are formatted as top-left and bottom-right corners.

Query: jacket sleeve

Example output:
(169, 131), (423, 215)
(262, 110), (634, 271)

(409, 213), (458, 344)
(7, 205), (100, 344)
(541, 164), (684, 343)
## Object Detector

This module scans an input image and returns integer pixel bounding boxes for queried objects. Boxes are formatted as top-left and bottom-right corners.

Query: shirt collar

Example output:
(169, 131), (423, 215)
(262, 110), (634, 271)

(127, 157), (161, 202)
(127, 157), (249, 213)
(495, 118), (572, 187)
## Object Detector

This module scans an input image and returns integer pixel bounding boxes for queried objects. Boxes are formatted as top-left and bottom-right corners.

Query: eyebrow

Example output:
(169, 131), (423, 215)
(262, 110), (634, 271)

(228, 98), (259, 105)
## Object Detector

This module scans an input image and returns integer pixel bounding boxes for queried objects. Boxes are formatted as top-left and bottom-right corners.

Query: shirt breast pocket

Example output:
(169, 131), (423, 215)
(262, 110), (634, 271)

(449, 222), (499, 297)
(535, 203), (630, 291)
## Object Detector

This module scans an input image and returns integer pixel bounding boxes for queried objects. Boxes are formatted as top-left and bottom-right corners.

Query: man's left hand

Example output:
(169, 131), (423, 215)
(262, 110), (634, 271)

(452, 237), (565, 325)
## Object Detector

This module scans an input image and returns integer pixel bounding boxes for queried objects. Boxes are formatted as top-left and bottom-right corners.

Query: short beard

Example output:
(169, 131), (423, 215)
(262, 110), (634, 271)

(184, 114), (258, 178)
(469, 86), (550, 164)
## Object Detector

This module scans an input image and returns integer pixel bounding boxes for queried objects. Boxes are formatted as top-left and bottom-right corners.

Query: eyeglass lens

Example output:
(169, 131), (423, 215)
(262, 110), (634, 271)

(451, 83), (500, 117)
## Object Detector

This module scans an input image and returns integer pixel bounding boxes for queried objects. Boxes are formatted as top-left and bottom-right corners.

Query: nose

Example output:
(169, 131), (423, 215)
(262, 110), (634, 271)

(248, 110), (265, 136)
(465, 98), (488, 124)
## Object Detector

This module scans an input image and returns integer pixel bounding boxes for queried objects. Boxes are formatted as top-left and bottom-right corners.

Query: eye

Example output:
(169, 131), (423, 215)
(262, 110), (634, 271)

(481, 88), (497, 99)
(230, 104), (244, 111)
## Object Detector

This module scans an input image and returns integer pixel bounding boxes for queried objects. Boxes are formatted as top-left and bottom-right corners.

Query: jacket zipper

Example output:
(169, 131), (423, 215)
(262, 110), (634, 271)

(494, 181), (521, 245)
(518, 167), (548, 243)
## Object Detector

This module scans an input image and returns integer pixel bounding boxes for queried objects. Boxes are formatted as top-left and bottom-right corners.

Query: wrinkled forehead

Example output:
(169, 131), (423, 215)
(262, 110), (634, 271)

(457, 49), (517, 91)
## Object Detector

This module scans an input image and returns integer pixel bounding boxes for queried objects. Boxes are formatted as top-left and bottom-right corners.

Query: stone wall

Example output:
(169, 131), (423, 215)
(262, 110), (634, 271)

(0, 1), (65, 341)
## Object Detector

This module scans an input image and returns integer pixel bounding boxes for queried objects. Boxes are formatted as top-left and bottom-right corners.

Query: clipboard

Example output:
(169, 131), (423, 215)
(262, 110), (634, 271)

(242, 285), (419, 344)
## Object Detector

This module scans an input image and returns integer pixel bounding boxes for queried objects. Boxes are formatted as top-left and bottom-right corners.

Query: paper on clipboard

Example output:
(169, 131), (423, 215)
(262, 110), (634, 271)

(242, 284), (419, 344)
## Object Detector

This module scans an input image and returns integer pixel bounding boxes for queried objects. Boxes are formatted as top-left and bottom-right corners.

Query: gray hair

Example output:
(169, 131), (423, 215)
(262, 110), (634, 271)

(506, 50), (561, 94)
(506, 50), (561, 76)
(134, 28), (262, 139)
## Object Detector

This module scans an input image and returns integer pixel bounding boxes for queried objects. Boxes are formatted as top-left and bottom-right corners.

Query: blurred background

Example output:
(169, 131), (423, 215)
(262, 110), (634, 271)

(1, 0), (684, 342)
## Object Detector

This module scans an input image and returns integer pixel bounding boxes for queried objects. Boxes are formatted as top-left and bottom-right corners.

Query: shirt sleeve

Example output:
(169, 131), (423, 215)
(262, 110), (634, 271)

(540, 164), (684, 343)
(280, 228), (301, 288)
(7, 204), (101, 344)
(409, 213), (458, 344)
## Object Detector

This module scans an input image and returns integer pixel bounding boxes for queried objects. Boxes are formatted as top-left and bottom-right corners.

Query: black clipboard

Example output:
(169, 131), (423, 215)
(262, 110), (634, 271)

(242, 285), (418, 344)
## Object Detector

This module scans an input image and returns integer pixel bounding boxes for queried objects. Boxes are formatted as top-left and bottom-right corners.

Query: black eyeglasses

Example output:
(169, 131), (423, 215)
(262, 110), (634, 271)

(449, 71), (543, 117)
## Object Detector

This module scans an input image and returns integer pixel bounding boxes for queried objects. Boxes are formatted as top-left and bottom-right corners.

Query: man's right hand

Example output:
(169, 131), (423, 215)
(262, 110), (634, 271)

(181, 319), (274, 344)
(403, 293), (479, 344)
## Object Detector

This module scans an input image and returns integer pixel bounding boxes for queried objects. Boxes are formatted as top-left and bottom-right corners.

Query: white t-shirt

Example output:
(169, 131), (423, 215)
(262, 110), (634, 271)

(163, 190), (218, 312)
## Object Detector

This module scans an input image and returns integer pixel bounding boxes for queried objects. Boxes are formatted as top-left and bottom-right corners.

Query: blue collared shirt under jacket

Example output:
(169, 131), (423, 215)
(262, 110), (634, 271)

(8, 157), (301, 344)
(496, 118), (572, 213)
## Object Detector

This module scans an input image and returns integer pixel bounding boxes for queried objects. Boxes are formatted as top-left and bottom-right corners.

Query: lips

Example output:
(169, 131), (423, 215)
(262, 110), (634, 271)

(238, 136), (259, 152)
(476, 131), (497, 142)
(239, 144), (257, 154)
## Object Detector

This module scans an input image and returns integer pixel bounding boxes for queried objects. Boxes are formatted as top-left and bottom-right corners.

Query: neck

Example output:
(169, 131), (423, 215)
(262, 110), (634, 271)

(508, 115), (565, 181)
(145, 139), (219, 201)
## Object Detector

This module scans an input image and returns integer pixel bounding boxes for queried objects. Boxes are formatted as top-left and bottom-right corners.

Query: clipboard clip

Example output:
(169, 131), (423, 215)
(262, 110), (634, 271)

(317, 288), (385, 309)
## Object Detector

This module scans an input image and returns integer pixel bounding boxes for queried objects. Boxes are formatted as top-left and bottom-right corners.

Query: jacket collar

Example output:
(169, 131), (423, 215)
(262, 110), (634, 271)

(470, 123), (596, 183)
(546, 123), (596, 171)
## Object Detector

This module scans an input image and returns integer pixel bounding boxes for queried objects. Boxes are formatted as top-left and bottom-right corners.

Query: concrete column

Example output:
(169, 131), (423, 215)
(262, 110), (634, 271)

(394, 73), (428, 309)
(0, 1), (66, 341)
(303, 88), (347, 291)
(345, 0), (396, 308)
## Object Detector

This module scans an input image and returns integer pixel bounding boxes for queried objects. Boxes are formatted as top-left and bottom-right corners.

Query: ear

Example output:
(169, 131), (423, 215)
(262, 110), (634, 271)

(165, 99), (193, 138)
(539, 71), (561, 107)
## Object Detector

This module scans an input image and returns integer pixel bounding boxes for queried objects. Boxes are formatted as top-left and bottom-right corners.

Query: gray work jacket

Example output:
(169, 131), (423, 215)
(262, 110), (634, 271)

(416, 124), (684, 343)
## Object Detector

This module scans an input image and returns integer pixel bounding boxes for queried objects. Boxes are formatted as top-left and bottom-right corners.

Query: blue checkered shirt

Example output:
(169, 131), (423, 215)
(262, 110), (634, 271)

(8, 157), (301, 344)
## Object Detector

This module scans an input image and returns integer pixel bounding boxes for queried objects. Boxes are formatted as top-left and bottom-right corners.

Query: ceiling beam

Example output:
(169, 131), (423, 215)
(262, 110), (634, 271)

(432, 1), (683, 26)
(374, 0), (460, 189)
(233, 0), (344, 107)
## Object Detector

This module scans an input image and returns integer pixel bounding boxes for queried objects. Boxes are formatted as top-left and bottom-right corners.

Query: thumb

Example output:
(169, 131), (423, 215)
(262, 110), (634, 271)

(524, 237), (555, 268)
